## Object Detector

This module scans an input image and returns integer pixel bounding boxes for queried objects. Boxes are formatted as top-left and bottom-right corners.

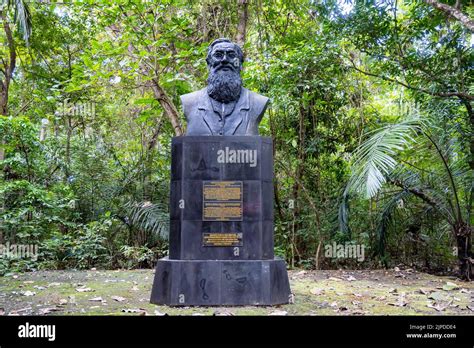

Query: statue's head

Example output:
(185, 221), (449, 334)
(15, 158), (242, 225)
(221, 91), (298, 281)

(206, 38), (244, 103)
(206, 38), (244, 73)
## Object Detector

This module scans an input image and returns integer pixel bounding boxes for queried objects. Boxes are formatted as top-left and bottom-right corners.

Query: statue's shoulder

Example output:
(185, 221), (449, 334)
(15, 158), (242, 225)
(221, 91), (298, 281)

(180, 88), (207, 107)
(245, 88), (269, 117)
(246, 88), (269, 103)
(180, 88), (207, 119)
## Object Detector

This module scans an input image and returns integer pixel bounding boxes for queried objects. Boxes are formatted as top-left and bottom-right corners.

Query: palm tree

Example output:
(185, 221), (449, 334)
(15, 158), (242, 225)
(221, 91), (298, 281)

(341, 113), (473, 280)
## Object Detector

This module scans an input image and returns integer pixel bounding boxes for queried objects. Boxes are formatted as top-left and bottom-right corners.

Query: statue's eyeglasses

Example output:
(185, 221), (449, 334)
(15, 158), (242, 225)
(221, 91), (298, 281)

(212, 50), (237, 60)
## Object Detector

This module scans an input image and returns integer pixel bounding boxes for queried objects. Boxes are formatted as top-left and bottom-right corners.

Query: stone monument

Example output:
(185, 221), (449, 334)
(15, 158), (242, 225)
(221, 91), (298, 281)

(150, 38), (291, 306)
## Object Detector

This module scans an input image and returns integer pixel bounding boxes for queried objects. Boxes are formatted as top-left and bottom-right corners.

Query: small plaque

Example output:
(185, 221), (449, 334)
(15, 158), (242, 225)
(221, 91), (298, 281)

(203, 181), (243, 221)
(202, 233), (243, 247)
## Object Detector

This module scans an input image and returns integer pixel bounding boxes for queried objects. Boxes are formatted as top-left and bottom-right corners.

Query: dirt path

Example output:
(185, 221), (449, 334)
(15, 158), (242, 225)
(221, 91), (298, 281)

(0, 269), (473, 316)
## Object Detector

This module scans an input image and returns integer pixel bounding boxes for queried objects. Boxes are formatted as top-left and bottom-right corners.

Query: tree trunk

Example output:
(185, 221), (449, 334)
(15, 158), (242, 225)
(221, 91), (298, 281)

(235, 0), (249, 47)
(149, 78), (183, 136)
(455, 222), (473, 280)
(0, 10), (16, 116)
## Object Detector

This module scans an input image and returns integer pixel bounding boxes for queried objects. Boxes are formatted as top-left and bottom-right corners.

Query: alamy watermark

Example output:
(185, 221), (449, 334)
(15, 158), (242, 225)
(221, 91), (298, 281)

(216, 147), (257, 167)
(324, 242), (365, 262)
(18, 322), (55, 342)
(0, 243), (38, 261)
(55, 99), (96, 117)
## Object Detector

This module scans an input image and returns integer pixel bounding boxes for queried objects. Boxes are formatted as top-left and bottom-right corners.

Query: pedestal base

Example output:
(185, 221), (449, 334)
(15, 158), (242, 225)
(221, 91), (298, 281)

(150, 257), (291, 306)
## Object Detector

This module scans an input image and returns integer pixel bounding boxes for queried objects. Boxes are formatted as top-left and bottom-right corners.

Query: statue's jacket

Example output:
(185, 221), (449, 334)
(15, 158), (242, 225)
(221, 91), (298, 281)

(181, 87), (269, 136)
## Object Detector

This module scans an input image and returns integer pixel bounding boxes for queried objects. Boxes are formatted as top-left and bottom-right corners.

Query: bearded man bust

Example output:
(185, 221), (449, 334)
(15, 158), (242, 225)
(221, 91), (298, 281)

(181, 38), (269, 136)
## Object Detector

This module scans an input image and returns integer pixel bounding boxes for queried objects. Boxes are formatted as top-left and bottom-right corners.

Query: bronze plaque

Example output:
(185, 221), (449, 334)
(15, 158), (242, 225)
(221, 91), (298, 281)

(203, 181), (243, 221)
(202, 233), (243, 247)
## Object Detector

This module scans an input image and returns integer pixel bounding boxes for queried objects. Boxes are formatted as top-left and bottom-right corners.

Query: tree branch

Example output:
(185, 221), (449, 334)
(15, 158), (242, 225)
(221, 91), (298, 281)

(348, 58), (474, 101)
(423, 0), (474, 32)
(388, 178), (455, 226)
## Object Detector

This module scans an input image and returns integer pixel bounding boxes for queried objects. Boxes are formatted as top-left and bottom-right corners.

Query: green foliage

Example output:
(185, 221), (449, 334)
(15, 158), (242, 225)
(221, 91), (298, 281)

(119, 245), (157, 269)
(0, 0), (471, 275)
(38, 221), (108, 270)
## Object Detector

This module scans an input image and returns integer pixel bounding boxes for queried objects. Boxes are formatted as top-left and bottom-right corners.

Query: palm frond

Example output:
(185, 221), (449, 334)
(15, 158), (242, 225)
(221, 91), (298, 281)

(1, 0), (32, 43)
(347, 118), (423, 199)
(126, 201), (169, 239)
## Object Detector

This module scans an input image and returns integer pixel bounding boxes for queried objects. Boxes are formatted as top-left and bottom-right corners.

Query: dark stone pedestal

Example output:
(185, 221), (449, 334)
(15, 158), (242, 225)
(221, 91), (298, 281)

(150, 257), (290, 306)
(150, 136), (291, 306)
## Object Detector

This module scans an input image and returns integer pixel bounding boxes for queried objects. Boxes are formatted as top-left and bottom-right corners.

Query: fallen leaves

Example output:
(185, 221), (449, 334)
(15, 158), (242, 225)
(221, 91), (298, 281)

(418, 288), (430, 295)
(388, 293), (408, 307)
(8, 307), (32, 315)
(213, 310), (234, 316)
(310, 288), (324, 295)
(38, 307), (62, 315)
(427, 300), (453, 312)
(111, 296), (126, 302)
(3, 269), (473, 316)
(428, 291), (448, 302)
(442, 282), (460, 291)
(121, 308), (147, 315)
(89, 297), (103, 302)
(21, 291), (36, 297)
(328, 277), (342, 282)
(76, 287), (94, 293)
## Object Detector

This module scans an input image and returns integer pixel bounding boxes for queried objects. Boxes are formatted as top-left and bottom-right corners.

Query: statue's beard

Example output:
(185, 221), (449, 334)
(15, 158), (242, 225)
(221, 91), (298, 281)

(207, 69), (242, 103)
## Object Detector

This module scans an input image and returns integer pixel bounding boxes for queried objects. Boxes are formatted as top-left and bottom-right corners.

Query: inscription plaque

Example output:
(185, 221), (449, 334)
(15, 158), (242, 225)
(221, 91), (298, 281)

(203, 181), (243, 221)
(202, 232), (243, 247)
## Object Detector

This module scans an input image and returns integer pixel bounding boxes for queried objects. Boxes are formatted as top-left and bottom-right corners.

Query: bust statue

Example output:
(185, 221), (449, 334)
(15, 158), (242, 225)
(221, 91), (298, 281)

(181, 38), (269, 136)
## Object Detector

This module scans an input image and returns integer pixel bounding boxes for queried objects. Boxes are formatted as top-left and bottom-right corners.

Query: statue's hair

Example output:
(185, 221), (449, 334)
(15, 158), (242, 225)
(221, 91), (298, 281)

(206, 38), (244, 66)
